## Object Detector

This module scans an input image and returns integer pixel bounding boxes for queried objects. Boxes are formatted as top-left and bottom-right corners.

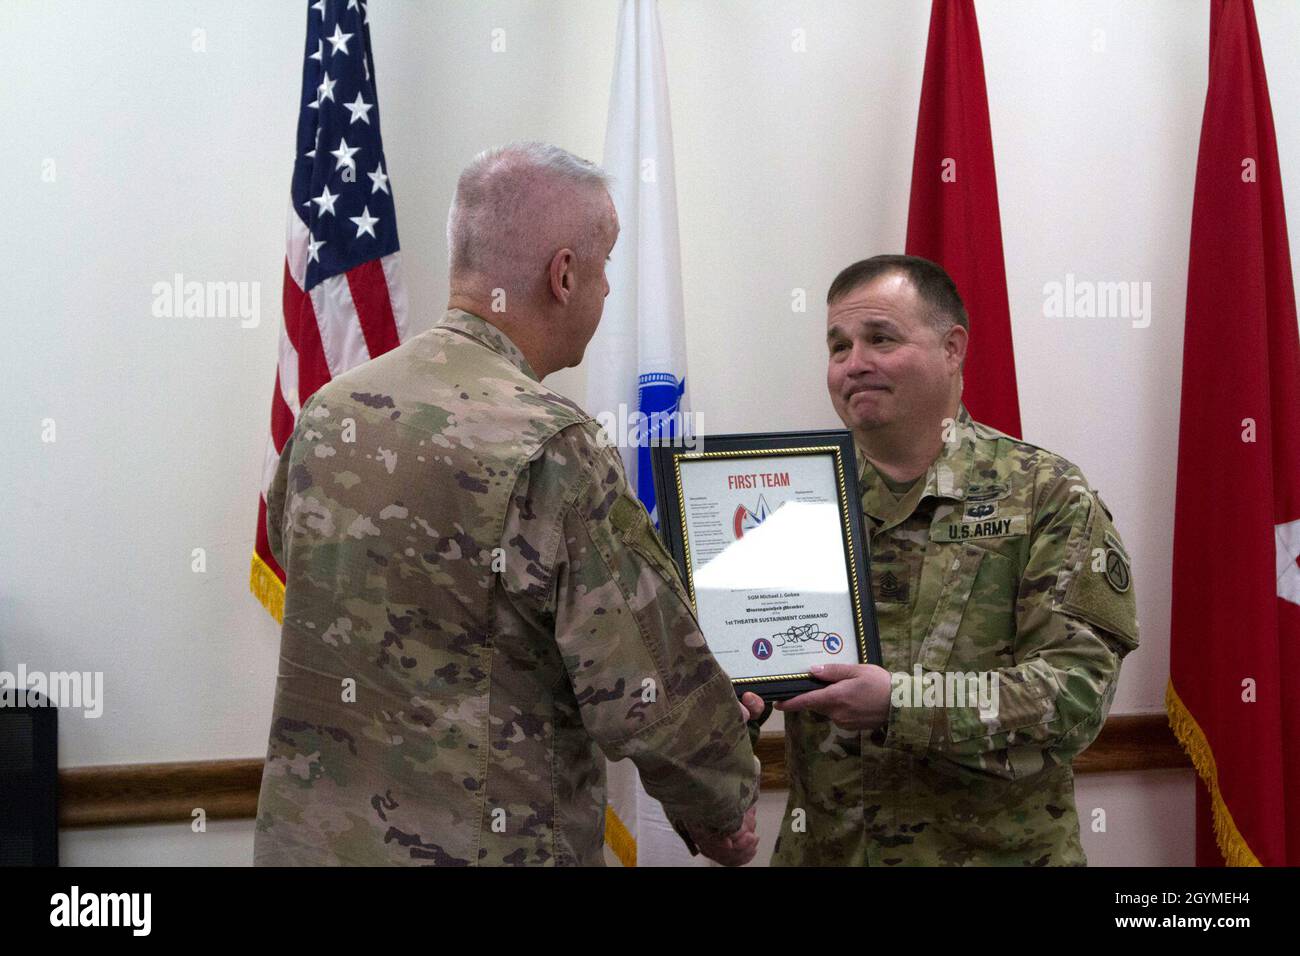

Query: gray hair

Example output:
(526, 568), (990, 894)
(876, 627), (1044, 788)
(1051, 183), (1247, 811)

(446, 142), (614, 291)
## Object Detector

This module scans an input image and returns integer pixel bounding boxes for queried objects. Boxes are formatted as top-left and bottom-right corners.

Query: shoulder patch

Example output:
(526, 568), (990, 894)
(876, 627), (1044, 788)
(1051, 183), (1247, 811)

(1101, 531), (1131, 593)
(1060, 495), (1138, 652)
(607, 493), (692, 603)
(609, 494), (642, 534)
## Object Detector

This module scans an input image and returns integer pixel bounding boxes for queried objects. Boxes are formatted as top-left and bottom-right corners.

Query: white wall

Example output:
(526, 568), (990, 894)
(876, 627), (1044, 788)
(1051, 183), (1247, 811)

(7, 0), (1298, 866)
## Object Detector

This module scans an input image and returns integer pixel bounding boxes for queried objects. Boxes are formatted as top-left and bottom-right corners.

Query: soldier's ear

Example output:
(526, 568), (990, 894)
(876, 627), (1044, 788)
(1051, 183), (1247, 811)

(943, 322), (968, 372)
(548, 248), (575, 304)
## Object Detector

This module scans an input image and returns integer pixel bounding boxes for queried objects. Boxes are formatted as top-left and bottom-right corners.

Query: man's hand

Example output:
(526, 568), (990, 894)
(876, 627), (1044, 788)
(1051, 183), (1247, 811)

(693, 804), (758, 867)
(774, 663), (893, 731)
(738, 691), (765, 724)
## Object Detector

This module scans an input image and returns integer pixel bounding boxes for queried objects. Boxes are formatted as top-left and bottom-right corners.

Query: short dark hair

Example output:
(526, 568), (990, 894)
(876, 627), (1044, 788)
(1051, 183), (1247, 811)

(826, 254), (969, 332)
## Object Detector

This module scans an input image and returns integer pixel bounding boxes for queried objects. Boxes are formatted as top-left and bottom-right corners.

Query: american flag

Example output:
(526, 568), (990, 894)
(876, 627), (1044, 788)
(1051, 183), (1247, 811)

(251, 0), (408, 621)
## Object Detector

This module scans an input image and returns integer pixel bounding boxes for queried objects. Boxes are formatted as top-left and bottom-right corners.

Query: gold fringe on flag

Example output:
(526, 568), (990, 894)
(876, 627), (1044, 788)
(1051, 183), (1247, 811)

(604, 805), (637, 868)
(1165, 680), (1262, 867)
(249, 553), (286, 625)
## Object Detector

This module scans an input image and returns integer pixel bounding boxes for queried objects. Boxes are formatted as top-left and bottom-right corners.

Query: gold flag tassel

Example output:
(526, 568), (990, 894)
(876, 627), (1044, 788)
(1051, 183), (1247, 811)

(249, 553), (286, 625)
(1165, 680), (1262, 867)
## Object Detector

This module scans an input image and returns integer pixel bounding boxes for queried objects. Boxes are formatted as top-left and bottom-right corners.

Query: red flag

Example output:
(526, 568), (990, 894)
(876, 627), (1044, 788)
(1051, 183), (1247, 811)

(905, 0), (1020, 437)
(1168, 0), (1299, 867)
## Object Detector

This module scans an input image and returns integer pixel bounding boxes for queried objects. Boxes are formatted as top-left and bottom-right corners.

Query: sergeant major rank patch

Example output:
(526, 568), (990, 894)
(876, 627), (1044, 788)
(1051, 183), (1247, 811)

(879, 570), (902, 601)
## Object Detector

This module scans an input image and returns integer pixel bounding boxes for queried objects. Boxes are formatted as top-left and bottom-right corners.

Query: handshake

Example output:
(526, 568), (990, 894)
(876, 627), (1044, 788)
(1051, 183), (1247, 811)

(681, 664), (896, 866)
(683, 691), (767, 867)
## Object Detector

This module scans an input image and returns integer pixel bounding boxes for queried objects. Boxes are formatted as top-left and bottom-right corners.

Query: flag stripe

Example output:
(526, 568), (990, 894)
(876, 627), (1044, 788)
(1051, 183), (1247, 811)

(310, 272), (372, 376)
(347, 258), (402, 357)
(285, 202), (310, 291)
(277, 328), (302, 421)
(270, 370), (295, 450)
(281, 261), (333, 401)
(382, 251), (410, 341)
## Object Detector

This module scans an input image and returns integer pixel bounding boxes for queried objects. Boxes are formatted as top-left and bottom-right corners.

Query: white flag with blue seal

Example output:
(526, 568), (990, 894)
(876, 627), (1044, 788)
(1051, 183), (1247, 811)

(591, 0), (704, 868)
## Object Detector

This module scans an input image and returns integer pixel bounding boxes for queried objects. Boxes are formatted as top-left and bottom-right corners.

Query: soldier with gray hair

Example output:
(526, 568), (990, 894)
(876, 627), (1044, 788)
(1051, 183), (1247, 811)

(254, 142), (761, 866)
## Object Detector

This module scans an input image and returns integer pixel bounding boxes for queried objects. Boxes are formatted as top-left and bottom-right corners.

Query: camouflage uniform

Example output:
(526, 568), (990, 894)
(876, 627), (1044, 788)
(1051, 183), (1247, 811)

(770, 405), (1139, 865)
(254, 308), (758, 866)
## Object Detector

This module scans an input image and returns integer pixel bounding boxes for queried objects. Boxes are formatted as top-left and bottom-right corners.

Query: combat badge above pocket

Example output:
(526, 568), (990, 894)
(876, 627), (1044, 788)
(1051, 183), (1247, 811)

(1059, 493), (1139, 653)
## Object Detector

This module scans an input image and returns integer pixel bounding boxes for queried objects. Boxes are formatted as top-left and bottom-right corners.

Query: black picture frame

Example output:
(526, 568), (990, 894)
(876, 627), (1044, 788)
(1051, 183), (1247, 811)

(651, 429), (881, 701)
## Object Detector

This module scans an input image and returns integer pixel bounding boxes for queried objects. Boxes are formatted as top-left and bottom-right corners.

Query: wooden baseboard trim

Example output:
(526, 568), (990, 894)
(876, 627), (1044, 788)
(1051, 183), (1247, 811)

(59, 713), (1187, 829)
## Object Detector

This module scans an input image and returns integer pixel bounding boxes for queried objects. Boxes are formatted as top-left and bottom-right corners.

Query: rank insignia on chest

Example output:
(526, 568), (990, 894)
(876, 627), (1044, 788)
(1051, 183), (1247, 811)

(873, 565), (909, 603)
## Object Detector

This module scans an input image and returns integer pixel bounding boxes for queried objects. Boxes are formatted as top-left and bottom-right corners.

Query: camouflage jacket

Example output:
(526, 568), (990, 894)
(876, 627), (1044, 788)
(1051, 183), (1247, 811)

(254, 308), (757, 866)
(771, 405), (1139, 866)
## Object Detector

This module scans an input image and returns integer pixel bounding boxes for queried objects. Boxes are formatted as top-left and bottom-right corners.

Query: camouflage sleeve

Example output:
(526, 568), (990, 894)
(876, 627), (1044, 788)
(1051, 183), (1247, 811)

(501, 422), (760, 837)
(264, 406), (301, 570)
(885, 469), (1139, 778)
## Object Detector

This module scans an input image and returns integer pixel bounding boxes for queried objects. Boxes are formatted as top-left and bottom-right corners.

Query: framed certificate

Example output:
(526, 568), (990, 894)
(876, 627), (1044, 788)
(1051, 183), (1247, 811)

(651, 430), (881, 701)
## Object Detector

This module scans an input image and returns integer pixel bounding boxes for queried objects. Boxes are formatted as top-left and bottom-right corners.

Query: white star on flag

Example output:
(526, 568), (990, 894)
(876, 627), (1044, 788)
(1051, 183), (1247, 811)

(349, 206), (379, 238)
(327, 24), (353, 56)
(330, 137), (360, 172)
(344, 92), (373, 125)
(367, 162), (389, 194)
(311, 185), (339, 216)
(316, 71), (336, 105)
(306, 236), (325, 263)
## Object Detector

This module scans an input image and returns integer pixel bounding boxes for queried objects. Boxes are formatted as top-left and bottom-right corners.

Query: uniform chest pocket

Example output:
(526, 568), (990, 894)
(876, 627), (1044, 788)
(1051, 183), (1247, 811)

(917, 545), (1020, 675)
(915, 544), (985, 672)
